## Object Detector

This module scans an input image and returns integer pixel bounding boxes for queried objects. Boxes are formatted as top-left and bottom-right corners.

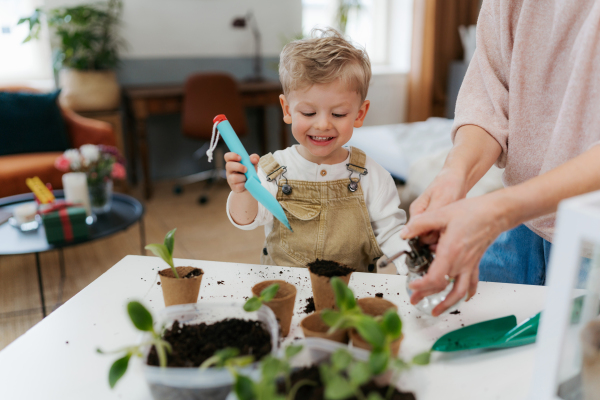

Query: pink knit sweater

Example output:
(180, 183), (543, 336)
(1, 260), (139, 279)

(452, 0), (600, 242)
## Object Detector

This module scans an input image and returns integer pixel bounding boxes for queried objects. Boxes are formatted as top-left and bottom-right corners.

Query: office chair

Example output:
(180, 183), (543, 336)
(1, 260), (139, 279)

(173, 72), (248, 204)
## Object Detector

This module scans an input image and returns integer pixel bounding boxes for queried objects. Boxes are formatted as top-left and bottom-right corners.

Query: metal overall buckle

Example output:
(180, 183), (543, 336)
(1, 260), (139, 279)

(346, 163), (368, 192)
(266, 166), (292, 195)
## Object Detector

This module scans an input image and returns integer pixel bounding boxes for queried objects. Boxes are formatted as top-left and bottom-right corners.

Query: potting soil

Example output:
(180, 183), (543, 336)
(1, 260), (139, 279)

(303, 297), (315, 314)
(307, 259), (354, 278)
(278, 365), (416, 400)
(147, 319), (271, 367)
(182, 268), (203, 278)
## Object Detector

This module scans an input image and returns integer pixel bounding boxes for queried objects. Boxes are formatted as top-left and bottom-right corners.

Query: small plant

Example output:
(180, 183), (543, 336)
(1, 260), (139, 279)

(18, 0), (124, 71)
(97, 301), (171, 388)
(145, 228), (179, 279)
(244, 283), (280, 312)
(230, 344), (312, 400)
(199, 347), (255, 370)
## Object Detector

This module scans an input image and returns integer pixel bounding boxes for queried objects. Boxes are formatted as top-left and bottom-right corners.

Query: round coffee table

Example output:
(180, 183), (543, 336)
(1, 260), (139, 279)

(0, 190), (145, 317)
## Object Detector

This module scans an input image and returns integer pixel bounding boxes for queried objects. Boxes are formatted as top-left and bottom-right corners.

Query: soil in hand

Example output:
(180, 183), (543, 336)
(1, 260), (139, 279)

(278, 365), (416, 400)
(147, 318), (271, 367)
(304, 297), (315, 314)
(307, 259), (354, 278)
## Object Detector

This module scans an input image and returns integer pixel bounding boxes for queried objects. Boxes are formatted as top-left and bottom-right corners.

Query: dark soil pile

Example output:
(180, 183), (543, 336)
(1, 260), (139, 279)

(147, 318), (271, 367)
(278, 365), (416, 400)
(182, 268), (203, 278)
(307, 259), (354, 278)
(303, 297), (315, 314)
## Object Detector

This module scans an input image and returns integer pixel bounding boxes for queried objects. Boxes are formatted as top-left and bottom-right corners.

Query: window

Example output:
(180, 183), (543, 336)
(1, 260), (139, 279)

(302, 0), (413, 72)
(0, 0), (53, 86)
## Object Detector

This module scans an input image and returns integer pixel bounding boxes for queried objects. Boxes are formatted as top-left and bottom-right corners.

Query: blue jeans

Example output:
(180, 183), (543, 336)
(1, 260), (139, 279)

(479, 224), (551, 285)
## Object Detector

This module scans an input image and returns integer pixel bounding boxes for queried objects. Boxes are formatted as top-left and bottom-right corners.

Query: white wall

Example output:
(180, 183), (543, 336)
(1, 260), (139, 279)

(44, 0), (303, 58)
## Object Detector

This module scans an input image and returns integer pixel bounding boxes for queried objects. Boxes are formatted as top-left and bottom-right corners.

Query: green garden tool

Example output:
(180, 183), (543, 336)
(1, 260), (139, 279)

(431, 312), (540, 352)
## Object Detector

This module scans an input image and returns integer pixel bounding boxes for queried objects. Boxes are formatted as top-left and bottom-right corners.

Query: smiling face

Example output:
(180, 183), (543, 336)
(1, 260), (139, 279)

(279, 79), (370, 165)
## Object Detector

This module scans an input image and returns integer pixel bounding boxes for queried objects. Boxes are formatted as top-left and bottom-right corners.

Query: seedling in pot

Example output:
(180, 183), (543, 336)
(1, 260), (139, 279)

(199, 347), (255, 370)
(145, 228), (179, 278)
(97, 301), (171, 388)
(230, 344), (312, 400)
(244, 283), (280, 312)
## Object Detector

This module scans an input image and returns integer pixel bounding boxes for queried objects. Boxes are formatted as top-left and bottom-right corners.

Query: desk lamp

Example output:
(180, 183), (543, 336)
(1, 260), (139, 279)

(232, 11), (264, 82)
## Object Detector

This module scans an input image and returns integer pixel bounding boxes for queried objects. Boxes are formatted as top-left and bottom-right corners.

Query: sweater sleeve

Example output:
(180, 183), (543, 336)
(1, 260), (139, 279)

(368, 169), (410, 275)
(451, 0), (512, 168)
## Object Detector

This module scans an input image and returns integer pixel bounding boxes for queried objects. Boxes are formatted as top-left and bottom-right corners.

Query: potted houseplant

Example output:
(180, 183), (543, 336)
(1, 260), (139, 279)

(18, 0), (124, 111)
(98, 300), (279, 400)
(307, 259), (355, 311)
(145, 228), (204, 306)
(246, 281), (297, 337)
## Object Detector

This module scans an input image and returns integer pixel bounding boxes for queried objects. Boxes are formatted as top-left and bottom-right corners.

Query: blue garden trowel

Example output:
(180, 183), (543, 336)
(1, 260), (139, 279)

(213, 115), (292, 231)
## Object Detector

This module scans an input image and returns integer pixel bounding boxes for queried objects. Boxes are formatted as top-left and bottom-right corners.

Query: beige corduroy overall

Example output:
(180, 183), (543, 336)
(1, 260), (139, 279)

(258, 147), (384, 273)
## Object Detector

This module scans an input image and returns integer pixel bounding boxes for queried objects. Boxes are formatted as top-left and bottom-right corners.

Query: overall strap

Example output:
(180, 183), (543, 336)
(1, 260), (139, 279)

(347, 147), (367, 174)
(259, 153), (285, 181)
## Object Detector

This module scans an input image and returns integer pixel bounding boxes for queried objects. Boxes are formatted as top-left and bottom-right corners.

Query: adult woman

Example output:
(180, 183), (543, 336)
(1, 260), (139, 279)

(402, 0), (600, 316)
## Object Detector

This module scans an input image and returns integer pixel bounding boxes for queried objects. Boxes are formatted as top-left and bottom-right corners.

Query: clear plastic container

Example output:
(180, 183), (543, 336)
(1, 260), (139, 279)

(141, 301), (279, 400)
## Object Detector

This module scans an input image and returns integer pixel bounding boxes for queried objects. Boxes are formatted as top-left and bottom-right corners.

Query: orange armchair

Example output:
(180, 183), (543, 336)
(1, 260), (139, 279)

(0, 86), (117, 198)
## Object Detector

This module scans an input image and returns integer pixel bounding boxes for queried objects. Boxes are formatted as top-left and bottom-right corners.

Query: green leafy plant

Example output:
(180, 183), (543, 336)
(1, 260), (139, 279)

(145, 228), (179, 279)
(97, 301), (171, 388)
(199, 347), (255, 370)
(244, 283), (280, 312)
(337, 0), (362, 34)
(17, 0), (124, 70)
(231, 345), (312, 400)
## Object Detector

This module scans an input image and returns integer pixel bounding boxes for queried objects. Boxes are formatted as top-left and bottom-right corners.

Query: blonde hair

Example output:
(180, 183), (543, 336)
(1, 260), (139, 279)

(279, 28), (371, 101)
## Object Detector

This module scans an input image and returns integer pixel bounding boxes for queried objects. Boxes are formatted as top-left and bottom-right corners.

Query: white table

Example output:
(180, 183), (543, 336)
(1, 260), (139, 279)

(0, 256), (546, 400)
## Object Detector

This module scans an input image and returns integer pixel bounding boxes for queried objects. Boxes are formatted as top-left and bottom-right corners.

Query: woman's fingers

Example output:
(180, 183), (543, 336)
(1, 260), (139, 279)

(409, 192), (431, 217)
(401, 210), (446, 240)
(431, 271), (471, 316)
(467, 265), (479, 301)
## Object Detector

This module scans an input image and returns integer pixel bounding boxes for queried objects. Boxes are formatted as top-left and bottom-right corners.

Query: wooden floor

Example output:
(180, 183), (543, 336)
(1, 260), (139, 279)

(0, 180), (266, 350)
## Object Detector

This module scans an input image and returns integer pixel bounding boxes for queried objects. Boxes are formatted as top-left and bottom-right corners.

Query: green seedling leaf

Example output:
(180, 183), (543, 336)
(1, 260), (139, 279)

(324, 375), (355, 400)
(331, 348), (353, 373)
(319, 363), (337, 385)
(367, 392), (385, 400)
(108, 354), (131, 388)
(391, 358), (410, 371)
(331, 277), (348, 309)
(234, 374), (256, 400)
(163, 228), (176, 256)
(321, 309), (343, 328)
(349, 361), (372, 387)
(229, 355), (254, 368)
(145, 243), (172, 266)
(127, 301), (153, 332)
(355, 316), (386, 349)
(262, 356), (285, 381)
(368, 350), (390, 375)
(244, 297), (262, 312)
(285, 344), (303, 359)
(260, 283), (280, 302)
(412, 351), (431, 366)
(381, 310), (402, 339)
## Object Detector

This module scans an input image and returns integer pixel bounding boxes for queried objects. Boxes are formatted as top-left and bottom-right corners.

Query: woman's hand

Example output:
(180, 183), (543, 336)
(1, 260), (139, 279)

(409, 169), (469, 249)
(401, 193), (509, 316)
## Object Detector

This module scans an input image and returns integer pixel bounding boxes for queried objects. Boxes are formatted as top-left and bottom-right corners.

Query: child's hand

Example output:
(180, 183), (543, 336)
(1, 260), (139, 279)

(225, 152), (260, 193)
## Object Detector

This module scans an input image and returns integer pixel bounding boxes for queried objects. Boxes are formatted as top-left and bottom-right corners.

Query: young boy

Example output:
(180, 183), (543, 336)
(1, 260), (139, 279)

(225, 29), (408, 274)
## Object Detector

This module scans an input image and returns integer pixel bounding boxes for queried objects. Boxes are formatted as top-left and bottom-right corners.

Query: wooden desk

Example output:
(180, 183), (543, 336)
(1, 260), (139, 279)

(0, 256), (546, 399)
(123, 81), (288, 199)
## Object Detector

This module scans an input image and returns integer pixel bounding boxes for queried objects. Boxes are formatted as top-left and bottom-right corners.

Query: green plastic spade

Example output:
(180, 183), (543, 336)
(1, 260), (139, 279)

(431, 312), (540, 352)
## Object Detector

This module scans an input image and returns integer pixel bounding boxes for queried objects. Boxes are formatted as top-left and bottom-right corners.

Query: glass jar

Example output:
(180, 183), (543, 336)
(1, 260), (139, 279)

(406, 271), (456, 315)
(88, 179), (113, 215)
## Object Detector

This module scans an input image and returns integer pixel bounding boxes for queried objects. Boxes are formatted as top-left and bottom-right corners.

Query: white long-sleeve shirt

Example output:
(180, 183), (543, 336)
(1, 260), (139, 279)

(226, 145), (409, 274)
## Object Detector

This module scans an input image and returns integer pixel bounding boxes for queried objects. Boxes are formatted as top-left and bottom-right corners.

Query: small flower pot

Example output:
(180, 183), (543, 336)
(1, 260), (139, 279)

(307, 260), (354, 311)
(158, 266), (203, 307)
(251, 280), (297, 337)
(300, 311), (349, 344)
(581, 318), (600, 400)
(351, 297), (401, 355)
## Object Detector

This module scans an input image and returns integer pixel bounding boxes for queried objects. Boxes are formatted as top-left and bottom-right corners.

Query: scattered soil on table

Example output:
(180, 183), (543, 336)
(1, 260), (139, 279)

(450, 310), (461, 315)
(278, 365), (416, 400)
(303, 297), (315, 314)
(157, 281), (161, 285)
(147, 318), (271, 367)
(307, 259), (354, 278)
(375, 293), (384, 298)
